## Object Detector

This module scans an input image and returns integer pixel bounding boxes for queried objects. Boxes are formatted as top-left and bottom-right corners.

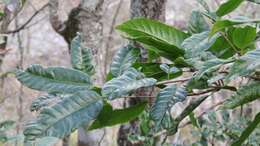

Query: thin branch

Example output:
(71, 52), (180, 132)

(5, 3), (49, 34)
(156, 77), (191, 85)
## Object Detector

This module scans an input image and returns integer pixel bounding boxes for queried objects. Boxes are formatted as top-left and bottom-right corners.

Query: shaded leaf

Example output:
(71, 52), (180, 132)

(110, 45), (139, 77)
(116, 18), (188, 60)
(23, 91), (103, 141)
(150, 85), (187, 127)
(89, 102), (147, 130)
(182, 31), (218, 59)
(196, 58), (232, 79)
(188, 11), (210, 34)
(102, 68), (157, 100)
(71, 34), (95, 75)
(16, 65), (92, 94)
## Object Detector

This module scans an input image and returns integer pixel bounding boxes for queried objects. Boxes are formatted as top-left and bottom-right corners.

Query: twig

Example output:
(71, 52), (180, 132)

(156, 77), (191, 85)
(98, 128), (106, 146)
(5, 3), (49, 34)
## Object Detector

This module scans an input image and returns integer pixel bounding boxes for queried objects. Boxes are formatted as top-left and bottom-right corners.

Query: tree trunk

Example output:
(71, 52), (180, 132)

(117, 1), (166, 146)
(49, 0), (104, 145)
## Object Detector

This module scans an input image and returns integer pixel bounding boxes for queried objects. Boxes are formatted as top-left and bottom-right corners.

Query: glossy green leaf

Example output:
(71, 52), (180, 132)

(150, 84), (187, 127)
(89, 102), (147, 130)
(222, 83), (260, 109)
(188, 11), (210, 34)
(23, 90), (103, 142)
(70, 34), (95, 75)
(232, 26), (256, 49)
(231, 112), (260, 146)
(116, 18), (188, 60)
(16, 64), (92, 94)
(102, 68), (157, 100)
(216, 0), (244, 17)
(182, 31), (218, 58)
(210, 19), (260, 36)
(110, 45), (139, 77)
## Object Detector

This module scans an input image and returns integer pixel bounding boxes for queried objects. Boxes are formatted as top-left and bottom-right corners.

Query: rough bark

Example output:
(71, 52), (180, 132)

(49, 0), (104, 145)
(117, 1), (166, 146)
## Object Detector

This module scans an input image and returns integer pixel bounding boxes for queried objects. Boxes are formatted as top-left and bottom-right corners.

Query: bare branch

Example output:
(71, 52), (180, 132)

(5, 3), (49, 34)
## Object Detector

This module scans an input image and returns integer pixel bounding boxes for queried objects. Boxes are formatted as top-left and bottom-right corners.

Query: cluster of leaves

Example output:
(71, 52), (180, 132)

(14, 0), (260, 145)
(191, 111), (260, 146)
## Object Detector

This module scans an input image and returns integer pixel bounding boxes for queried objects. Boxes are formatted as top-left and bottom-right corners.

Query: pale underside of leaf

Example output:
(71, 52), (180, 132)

(23, 91), (103, 142)
(16, 64), (92, 94)
(70, 34), (95, 75)
(110, 46), (139, 77)
(150, 84), (187, 127)
(102, 68), (157, 100)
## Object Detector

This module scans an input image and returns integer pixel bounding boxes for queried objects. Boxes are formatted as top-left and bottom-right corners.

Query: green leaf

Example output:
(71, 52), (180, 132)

(232, 26), (256, 49)
(23, 90), (103, 142)
(89, 102), (147, 130)
(188, 11), (210, 34)
(222, 82), (260, 109)
(30, 94), (57, 112)
(16, 64), (92, 94)
(150, 84), (187, 127)
(231, 112), (260, 146)
(133, 63), (182, 81)
(216, 0), (245, 17)
(110, 45), (139, 77)
(210, 18), (260, 36)
(116, 18), (188, 60)
(208, 36), (236, 59)
(102, 68), (157, 100)
(70, 34), (95, 75)
(181, 31), (218, 58)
